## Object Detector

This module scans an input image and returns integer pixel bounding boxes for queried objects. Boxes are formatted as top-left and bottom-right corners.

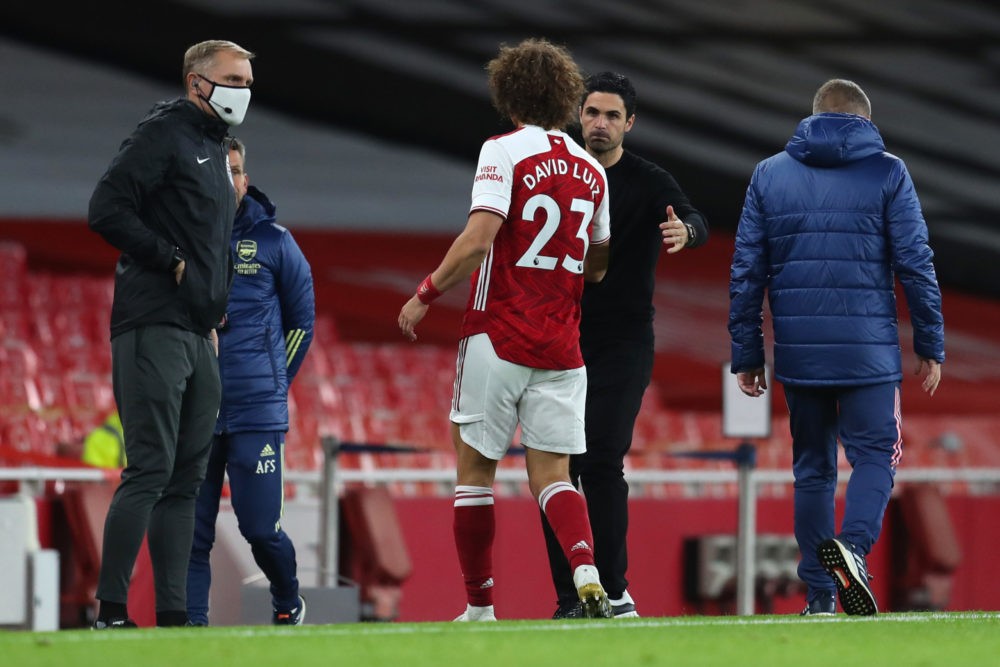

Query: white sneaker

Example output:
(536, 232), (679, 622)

(609, 590), (640, 618)
(454, 604), (497, 622)
(573, 565), (612, 618)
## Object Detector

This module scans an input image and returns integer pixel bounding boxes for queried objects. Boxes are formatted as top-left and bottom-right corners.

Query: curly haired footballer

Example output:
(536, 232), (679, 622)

(399, 36), (613, 622)
(486, 38), (584, 130)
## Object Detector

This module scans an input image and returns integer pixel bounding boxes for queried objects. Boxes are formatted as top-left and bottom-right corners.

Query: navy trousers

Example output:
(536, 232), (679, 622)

(786, 382), (901, 600)
(186, 431), (299, 624)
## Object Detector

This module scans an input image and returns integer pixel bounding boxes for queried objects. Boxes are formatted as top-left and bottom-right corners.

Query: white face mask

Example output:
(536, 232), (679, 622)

(197, 75), (251, 126)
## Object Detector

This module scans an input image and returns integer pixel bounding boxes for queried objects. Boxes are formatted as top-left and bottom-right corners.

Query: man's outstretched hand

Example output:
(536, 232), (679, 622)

(660, 205), (688, 254)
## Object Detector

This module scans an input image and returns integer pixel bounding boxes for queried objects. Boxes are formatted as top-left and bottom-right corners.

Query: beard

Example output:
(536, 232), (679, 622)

(585, 131), (617, 153)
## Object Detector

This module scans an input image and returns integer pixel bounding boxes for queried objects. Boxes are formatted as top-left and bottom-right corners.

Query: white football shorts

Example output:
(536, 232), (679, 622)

(449, 333), (586, 460)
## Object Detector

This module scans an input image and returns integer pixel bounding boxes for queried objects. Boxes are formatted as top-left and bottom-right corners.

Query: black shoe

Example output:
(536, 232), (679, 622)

(800, 592), (836, 616)
(156, 610), (190, 627)
(552, 600), (584, 619)
(609, 591), (640, 618)
(92, 617), (138, 629)
(273, 595), (306, 625)
(817, 538), (877, 616)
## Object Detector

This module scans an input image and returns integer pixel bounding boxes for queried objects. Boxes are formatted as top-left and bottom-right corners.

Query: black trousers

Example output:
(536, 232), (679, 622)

(542, 332), (653, 603)
(96, 325), (221, 613)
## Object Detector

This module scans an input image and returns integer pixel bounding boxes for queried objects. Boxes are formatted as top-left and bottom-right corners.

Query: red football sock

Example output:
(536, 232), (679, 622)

(539, 481), (596, 572)
(453, 485), (495, 606)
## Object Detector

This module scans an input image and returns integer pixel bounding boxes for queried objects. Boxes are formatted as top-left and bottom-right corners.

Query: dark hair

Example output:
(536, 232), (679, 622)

(582, 71), (637, 118)
(225, 135), (245, 162)
(486, 38), (583, 130)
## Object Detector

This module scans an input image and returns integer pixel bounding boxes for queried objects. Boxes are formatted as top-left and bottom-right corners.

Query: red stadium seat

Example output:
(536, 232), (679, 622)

(891, 483), (962, 611)
(61, 372), (115, 414)
(0, 309), (29, 342)
(0, 376), (43, 415)
(0, 241), (27, 292)
(1, 340), (40, 378)
(1, 412), (56, 456)
(338, 485), (413, 620)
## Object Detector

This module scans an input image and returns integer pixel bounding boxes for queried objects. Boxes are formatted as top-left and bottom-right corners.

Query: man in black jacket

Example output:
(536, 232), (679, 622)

(541, 72), (709, 618)
(88, 39), (254, 628)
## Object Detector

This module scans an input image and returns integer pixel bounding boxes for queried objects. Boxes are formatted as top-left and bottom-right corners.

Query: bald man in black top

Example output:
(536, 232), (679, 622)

(541, 72), (708, 618)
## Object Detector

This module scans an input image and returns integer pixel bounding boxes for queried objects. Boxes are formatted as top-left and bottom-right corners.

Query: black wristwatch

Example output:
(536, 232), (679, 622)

(168, 249), (184, 271)
(684, 223), (697, 247)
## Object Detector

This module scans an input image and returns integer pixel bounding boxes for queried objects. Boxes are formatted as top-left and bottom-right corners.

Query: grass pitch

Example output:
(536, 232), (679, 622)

(4, 612), (998, 667)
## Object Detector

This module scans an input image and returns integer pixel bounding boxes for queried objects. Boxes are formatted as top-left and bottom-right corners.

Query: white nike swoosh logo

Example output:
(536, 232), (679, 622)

(197, 156), (211, 164)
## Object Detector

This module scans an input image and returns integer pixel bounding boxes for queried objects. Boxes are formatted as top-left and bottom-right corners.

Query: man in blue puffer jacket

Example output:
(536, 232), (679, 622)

(729, 79), (944, 617)
(187, 136), (315, 626)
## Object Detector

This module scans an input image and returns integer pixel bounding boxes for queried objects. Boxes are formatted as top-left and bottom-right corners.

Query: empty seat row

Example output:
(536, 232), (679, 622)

(2, 267), (999, 500)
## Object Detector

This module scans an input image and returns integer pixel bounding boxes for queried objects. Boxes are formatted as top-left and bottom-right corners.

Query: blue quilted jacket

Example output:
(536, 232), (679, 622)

(216, 186), (315, 433)
(729, 113), (944, 386)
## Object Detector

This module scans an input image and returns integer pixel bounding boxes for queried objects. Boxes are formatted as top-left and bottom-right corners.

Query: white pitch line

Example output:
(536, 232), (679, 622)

(31, 611), (1000, 643)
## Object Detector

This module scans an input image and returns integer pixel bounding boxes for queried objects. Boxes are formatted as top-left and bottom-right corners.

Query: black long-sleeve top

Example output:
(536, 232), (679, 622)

(581, 149), (708, 340)
(89, 99), (236, 337)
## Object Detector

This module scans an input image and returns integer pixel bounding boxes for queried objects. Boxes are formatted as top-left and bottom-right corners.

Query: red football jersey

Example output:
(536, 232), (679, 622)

(460, 126), (610, 370)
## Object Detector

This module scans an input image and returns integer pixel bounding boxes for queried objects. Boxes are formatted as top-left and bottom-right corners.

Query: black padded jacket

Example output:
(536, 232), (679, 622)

(89, 98), (235, 338)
